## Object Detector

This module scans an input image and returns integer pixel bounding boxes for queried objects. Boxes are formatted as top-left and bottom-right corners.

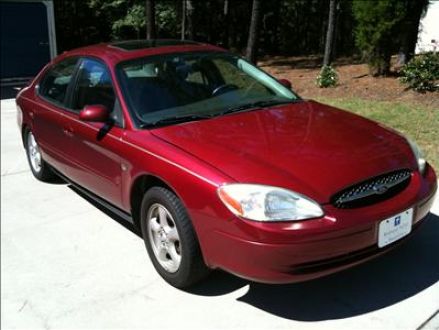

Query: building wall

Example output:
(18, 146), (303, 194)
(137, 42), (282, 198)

(416, 1), (439, 54)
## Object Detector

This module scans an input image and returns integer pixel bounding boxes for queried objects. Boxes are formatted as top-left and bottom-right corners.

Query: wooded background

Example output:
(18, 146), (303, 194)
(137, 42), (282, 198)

(53, 0), (431, 76)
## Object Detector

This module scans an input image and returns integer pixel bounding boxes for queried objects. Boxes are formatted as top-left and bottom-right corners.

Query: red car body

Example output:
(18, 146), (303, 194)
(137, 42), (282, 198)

(16, 41), (437, 284)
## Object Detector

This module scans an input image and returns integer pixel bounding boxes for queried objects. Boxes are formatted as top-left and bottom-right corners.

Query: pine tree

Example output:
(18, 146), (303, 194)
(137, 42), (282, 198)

(353, 0), (406, 76)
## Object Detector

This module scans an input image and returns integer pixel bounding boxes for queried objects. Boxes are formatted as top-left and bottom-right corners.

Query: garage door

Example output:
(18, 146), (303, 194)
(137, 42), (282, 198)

(0, 1), (51, 79)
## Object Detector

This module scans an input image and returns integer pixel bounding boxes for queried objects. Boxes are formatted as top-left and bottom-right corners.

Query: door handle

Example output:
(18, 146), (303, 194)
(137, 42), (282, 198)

(63, 127), (74, 137)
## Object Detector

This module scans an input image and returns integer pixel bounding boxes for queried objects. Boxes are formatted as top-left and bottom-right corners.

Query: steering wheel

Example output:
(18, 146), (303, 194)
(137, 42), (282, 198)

(211, 84), (239, 97)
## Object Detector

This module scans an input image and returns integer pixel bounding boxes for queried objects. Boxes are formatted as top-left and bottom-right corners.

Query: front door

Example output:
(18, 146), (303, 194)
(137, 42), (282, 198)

(66, 58), (125, 208)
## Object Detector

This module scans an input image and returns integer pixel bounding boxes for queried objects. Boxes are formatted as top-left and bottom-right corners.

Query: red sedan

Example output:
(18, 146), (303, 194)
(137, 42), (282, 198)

(16, 40), (437, 288)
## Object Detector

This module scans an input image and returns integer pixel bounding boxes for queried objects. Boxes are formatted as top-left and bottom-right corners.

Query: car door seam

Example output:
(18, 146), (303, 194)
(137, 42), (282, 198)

(21, 96), (220, 187)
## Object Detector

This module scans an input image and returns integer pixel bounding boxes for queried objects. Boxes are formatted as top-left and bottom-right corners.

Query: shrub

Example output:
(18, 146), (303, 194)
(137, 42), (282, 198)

(316, 65), (339, 88)
(400, 52), (439, 92)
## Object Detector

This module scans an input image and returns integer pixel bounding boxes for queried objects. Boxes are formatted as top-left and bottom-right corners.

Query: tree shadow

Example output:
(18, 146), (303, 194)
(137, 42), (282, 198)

(189, 214), (439, 321)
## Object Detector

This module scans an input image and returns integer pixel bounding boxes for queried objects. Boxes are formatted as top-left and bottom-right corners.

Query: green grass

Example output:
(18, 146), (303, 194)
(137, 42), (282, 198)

(316, 97), (439, 170)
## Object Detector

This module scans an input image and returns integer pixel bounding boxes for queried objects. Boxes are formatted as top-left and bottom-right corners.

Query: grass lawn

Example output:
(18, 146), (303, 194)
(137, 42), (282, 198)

(315, 97), (439, 170)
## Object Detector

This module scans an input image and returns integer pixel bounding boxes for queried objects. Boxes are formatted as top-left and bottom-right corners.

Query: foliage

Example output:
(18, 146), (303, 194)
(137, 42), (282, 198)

(55, 0), (358, 56)
(316, 65), (339, 88)
(112, 4), (145, 39)
(317, 97), (439, 170)
(400, 52), (439, 92)
(53, 0), (428, 71)
(155, 2), (178, 38)
(352, 0), (406, 76)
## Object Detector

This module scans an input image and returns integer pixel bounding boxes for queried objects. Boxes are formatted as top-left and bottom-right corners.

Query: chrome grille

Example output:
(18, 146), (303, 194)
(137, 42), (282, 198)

(332, 169), (412, 208)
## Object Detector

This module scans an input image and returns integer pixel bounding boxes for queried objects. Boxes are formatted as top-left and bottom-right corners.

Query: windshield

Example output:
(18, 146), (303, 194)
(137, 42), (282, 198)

(117, 52), (300, 127)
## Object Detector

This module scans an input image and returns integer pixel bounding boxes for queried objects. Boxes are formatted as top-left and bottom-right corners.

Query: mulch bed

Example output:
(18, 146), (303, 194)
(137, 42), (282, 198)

(259, 55), (439, 109)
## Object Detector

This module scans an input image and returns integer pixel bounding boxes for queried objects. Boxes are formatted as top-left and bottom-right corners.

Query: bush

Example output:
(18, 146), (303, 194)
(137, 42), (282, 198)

(316, 65), (339, 88)
(400, 52), (439, 92)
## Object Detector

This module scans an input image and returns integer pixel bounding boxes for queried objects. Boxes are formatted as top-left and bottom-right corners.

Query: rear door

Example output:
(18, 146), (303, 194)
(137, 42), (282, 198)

(66, 57), (126, 208)
(34, 57), (80, 174)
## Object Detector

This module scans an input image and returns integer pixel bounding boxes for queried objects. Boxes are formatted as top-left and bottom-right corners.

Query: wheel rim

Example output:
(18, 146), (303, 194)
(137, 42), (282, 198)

(147, 203), (182, 273)
(27, 132), (42, 173)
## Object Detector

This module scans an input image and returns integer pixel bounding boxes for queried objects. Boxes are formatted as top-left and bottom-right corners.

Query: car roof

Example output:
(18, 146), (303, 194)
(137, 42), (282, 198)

(58, 39), (226, 66)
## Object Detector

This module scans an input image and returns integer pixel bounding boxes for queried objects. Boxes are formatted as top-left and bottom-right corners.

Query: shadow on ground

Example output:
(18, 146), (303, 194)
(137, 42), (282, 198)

(191, 214), (439, 321)
(68, 185), (141, 237)
(68, 184), (439, 321)
(1, 86), (20, 100)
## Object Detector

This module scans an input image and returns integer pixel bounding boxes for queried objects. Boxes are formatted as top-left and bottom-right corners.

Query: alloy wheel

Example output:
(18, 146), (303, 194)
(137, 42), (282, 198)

(146, 203), (182, 273)
(27, 132), (42, 173)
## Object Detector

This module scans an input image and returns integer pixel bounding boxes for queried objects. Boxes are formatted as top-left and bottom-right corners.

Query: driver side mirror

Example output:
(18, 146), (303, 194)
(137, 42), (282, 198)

(79, 105), (109, 123)
(278, 78), (292, 89)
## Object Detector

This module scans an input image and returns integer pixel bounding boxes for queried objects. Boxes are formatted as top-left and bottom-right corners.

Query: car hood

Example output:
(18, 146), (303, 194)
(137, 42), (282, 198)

(150, 100), (415, 203)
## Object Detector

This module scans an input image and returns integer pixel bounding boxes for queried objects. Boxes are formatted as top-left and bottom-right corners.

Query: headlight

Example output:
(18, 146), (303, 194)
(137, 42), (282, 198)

(407, 138), (426, 174)
(218, 184), (324, 221)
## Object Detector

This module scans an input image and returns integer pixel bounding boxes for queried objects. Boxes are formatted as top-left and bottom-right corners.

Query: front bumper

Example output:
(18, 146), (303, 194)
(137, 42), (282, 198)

(202, 165), (437, 284)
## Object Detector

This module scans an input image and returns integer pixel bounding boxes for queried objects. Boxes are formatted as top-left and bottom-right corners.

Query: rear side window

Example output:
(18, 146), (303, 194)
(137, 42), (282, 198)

(39, 57), (78, 105)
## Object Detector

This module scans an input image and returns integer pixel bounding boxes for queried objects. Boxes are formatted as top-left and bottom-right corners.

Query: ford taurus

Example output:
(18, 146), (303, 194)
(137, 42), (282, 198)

(16, 40), (437, 288)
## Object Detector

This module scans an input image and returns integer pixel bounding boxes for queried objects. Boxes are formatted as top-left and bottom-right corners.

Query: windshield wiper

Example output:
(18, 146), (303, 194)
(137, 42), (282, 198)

(140, 114), (212, 128)
(139, 99), (300, 128)
(219, 99), (296, 116)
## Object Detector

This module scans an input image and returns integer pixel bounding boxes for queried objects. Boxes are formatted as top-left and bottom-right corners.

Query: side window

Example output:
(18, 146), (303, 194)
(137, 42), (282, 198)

(39, 57), (78, 105)
(72, 58), (123, 126)
(213, 58), (261, 90)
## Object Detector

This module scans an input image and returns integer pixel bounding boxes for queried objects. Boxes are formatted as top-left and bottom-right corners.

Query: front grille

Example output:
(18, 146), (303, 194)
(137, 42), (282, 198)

(332, 169), (412, 209)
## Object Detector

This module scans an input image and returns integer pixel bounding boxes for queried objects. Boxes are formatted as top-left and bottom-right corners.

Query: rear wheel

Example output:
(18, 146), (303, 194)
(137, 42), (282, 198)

(25, 129), (56, 182)
(140, 187), (210, 288)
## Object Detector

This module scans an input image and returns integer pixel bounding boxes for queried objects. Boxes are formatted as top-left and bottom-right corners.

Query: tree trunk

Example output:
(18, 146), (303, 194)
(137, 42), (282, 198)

(369, 48), (391, 76)
(146, 0), (156, 39)
(222, 0), (230, 47)
(323, 0), (336, 66)
(181, 0), (186, 40)
(271, 2), (280, 54)
(186, 0), (195, 40)
(332, 0), (341, 59)
(399, 0), (429, 65)
(245, 0), (261, 64)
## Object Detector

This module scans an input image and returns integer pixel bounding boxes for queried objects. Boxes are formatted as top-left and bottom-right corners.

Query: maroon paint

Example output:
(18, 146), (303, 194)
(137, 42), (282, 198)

(79, 104), (109, 122)
(16, 42), (437, 284)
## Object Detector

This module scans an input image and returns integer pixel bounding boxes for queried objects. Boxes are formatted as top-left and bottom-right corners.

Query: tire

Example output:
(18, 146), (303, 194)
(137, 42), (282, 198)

(140, 187), (210, 288)
(24, 128), (56, 182)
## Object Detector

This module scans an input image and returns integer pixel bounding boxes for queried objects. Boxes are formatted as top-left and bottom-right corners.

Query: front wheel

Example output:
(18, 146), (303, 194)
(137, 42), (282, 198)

(140, 187), (210, 288)
(25, 129), (56, 182)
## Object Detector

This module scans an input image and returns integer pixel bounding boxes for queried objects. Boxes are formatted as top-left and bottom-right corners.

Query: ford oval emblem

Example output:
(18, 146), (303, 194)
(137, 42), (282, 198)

(373, 184), (388, 194)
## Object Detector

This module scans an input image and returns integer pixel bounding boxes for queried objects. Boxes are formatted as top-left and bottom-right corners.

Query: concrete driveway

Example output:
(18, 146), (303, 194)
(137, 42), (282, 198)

(1, 98), (438, 329)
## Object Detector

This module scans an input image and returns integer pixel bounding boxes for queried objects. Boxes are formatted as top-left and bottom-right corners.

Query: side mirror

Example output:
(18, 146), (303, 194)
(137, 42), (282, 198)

(278, 78), (292, 89)
(79, 105), (109, 122)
